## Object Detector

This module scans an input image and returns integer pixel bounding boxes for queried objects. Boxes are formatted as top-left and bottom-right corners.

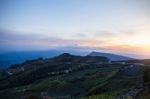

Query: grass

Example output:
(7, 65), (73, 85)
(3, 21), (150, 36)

(0, 65), (139, 99)
(80, 94), (115, 99)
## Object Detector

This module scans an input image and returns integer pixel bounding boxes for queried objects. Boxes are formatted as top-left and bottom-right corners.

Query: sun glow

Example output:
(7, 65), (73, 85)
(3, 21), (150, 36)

(125, 36), (150, 46)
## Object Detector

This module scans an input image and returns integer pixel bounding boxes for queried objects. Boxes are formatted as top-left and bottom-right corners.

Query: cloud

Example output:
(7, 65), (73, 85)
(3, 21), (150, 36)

(0, 30), (114, 52)
(0, 30), (75, 50)
(0, 29), (150, 58)
(75, 33), (87, 37)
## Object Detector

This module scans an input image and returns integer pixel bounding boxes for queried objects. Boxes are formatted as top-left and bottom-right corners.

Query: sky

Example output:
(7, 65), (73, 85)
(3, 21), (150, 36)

(0, 0), (150, 58)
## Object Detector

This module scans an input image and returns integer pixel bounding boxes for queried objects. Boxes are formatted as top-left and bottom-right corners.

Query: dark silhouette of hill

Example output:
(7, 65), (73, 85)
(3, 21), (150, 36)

(0, 53), (109, 90)
(0, 53), (149, 99)
(89, 51), (133, 61)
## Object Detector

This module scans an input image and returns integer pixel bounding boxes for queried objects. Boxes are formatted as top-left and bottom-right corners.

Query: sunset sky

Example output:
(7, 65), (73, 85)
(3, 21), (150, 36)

(0, 0), (150, 58)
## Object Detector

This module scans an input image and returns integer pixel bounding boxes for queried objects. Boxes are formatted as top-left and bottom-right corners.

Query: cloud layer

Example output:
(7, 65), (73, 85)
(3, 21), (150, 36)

(1, 29), (150, 58)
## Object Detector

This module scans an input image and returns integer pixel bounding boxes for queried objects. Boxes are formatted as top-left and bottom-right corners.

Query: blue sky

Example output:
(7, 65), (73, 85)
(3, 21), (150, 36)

(0, 0), (150, 58)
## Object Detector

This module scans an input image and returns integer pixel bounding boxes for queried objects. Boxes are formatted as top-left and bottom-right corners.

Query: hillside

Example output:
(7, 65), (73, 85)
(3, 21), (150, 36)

(0, 50), (88, 68)
(0, 53), (109, 89)
(122, 59), (150, 65)
(89, 51), (133, 61)
(0, 53), (148, 99)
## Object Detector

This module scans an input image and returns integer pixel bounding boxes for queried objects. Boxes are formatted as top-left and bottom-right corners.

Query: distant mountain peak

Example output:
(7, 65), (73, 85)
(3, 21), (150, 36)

(89, 51), (133, 61)
(59, 53), (71, 57)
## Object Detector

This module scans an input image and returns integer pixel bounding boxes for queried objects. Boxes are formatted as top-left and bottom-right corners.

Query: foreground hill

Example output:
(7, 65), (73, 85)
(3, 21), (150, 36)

(0, 53), (109, 89)
(0, 53), (149, 99)
(89, 51), (133, 61)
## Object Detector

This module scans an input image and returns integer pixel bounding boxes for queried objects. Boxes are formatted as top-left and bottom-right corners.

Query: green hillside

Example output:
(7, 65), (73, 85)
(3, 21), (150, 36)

(0, 53), (148, 99)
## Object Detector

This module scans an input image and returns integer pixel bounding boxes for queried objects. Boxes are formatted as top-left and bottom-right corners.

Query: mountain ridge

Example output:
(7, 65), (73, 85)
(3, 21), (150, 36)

(89, 51), (133, 61)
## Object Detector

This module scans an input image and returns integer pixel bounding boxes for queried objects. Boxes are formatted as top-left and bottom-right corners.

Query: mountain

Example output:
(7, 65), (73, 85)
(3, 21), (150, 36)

(0, 50), (88, 68)
(89, 51), (133, 61)
(0, 50), (134, 68)
(0, 53), (148, 99)
(0, 53), (109, 90)
(7, 53), (109, 74)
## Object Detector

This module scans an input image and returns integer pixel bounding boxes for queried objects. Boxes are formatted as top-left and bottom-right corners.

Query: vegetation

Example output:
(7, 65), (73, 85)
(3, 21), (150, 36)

(0, 53), (149, 99)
